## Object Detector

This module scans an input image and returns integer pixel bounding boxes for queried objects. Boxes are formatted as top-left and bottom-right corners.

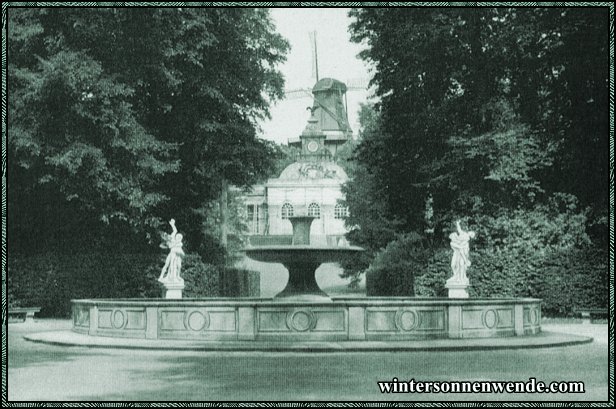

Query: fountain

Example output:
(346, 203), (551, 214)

(244, 215), (363, 299)
(68, 215), (541, 343)
(63, 79), (544, 348)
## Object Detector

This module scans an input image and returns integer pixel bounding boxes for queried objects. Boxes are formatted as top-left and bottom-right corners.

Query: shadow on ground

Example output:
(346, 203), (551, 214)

(7, 319), (609, 401)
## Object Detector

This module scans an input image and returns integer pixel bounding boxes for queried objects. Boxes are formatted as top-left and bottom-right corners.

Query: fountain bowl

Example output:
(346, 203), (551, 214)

(243, 216), (365, 299)
(243, 244), (363, 264)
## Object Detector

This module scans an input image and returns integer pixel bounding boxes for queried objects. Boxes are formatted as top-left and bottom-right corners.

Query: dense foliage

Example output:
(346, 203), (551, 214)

(7, 8), (285, 307)
(347, 7), (609, 314)
(365, 233), (426, 296)
(8, 8), (289, 255)
(179, 255), (260, 298)
(366, 242), (607, 317)
(347, 7), (608, 239)
(8, 253), (259, 317)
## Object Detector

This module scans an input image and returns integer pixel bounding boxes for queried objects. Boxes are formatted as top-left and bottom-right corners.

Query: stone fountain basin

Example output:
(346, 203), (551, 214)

(243, 245), (364, 264)
(71, 297), (542, 342)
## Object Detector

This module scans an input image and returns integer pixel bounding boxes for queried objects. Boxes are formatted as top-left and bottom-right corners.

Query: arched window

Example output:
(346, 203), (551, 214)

(334, 203), (349, 219)
(308, 203), (321, 219)
(281, 203), (294, 219)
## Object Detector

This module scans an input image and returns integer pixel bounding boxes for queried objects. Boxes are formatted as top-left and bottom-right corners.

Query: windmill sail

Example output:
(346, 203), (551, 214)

(309, 31), (319, 81)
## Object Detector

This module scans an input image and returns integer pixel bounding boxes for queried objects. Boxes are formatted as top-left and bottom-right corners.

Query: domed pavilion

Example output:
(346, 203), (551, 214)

(243, 78), (353, 246)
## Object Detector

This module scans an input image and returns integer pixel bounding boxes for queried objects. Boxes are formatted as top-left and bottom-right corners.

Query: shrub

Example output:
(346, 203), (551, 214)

(364, 225), (608, 317)
(360, 192), (607, 315)
(366, 244), (450, 298)
(469, 193), (591, 251)
(365, 233), (427, 296)
(8, 253), (161, 317)
(172, 254), (220, 298)
(532, 246), (608, 316)
(459, 245), (607, 317)
(467, 247), (531, 298)
(414, 248), (449, 297)
(8, 252), (261, 317)
(180, 256), (260, 298)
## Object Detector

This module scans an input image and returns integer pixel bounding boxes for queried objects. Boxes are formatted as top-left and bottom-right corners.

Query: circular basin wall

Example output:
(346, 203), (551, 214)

(72, 297), (541, 341)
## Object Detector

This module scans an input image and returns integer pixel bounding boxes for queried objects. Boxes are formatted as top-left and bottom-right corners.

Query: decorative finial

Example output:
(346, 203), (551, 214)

(306, 106), (319, 115)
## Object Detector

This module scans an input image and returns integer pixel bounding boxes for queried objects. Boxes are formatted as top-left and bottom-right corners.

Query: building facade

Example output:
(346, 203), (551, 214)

(244, 78), (352, 245)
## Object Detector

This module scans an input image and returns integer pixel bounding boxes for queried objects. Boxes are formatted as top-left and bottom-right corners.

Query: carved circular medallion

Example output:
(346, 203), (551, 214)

(395, 309), (419, 332)
(307, 141), (319, 152)
(185, 310), (210, 332)
(483, 309), (498, 329)
(112, 310), (126, 329)
(286, 309), (315, 332)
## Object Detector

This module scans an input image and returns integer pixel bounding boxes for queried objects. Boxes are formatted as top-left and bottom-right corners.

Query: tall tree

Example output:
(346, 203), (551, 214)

(347, 7), (609, 244)
(8, 8), (289, 254)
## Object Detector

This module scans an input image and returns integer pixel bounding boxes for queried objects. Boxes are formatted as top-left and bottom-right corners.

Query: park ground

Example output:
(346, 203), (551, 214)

(6, 318), (609, 402)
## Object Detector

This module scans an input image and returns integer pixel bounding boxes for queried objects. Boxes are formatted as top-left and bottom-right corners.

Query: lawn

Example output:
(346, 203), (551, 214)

(7, 320), (608, 402)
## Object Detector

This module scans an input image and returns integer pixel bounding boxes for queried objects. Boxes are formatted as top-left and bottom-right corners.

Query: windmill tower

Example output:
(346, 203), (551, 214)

(286, 31), (369, 157)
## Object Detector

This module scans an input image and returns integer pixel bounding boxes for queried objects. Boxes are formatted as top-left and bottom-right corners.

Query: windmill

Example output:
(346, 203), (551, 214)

(283, 31), (370, 135)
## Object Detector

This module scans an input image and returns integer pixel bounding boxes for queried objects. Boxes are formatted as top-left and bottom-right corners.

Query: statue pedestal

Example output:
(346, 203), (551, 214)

(161, 282), (185, 299)
(445, 279), (469, 299)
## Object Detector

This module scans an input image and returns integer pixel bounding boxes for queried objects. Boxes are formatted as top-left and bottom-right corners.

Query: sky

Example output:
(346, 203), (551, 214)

(258, 8), (372, 144)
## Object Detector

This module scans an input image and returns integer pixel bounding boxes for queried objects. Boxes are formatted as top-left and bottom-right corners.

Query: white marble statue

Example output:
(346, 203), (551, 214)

(158, 219), (185, 285)
(448, 220), (476, 284)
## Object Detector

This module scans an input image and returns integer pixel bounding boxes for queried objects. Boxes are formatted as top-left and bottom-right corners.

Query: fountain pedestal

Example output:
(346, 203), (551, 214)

(161, 281), (184, 299)
(244, 216), (363, 299)
(277, 261), (326, 298)
(445, 280), (469, 298)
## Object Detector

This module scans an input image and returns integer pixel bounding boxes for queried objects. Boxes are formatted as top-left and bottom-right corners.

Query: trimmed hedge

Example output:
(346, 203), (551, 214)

(179, 255), (260, 298)
(526, 246), (608, 316)
(465, 246), (608, 316)
(365, 200), (608, 317)
(366, 241), (608, 317)
(414, 249), (449, 297)
(365, 233), (425, 296)
(8, 253), (161, 317)
(366, 241), (449, 298)
(8, 252), (260, 317)
(167, 254), (220, 298)
(366, 263), (415, 296)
